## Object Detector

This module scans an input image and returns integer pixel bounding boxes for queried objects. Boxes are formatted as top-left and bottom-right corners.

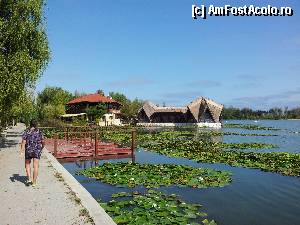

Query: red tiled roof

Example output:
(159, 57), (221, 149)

(67, 94), (121, 105)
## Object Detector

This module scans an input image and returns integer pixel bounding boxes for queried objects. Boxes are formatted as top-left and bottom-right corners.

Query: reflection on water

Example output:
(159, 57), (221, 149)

(62, 120), (300, 225)
(74, 160), (99, 169)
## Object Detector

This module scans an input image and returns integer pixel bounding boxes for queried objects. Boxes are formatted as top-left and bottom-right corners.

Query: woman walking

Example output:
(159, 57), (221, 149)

(20, 120), (44, 186)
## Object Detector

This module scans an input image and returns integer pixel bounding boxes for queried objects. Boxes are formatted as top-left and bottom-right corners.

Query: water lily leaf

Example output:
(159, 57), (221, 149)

(99, 190), (215, 225)
(202, 219), (217, 225)
(78, 162), (232, 188)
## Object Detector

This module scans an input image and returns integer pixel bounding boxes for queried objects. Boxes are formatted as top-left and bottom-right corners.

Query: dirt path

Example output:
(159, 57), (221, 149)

(0, 124), (92, 225)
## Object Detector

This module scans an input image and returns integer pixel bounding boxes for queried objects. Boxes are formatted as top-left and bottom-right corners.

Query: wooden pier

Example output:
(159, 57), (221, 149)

(44, 129), (136, 162)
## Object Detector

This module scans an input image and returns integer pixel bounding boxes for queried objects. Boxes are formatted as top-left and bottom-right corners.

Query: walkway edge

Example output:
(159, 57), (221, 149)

(44, 149), (116, 225)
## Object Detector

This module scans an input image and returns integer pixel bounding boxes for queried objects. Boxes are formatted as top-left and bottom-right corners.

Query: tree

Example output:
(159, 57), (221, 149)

(37, 87), (73, 120)
(109, 92), (144, 122)
(109, 92), (130, 118)
(128, 98), (144, 121)
(85, 103), (106, 121)
(0, 0), (50, 126)
(222, 106), (300, 120)
(74, 90), (87, 98)
(37, 86), (73, 106)
(10, 91), (38, 125)
(109, 92), (128, 104)
(97, 89), (105, 95)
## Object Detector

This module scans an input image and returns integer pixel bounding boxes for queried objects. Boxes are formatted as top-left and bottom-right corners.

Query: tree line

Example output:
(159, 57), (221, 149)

(10, 86), (144, 127)
(7, 86), (300, 127)
(222, 106), (300, 120)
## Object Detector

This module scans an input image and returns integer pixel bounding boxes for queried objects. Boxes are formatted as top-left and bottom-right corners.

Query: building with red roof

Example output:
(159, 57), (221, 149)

(67, 93), (120, 105)
(65, 93), (122, 125)
(66, 93), (122, 114)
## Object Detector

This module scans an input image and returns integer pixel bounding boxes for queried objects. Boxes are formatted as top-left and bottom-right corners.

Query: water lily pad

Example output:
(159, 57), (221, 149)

(100, 190), (215, 225)
(141, 140), (300, 177)
(77, 162), (232, 188)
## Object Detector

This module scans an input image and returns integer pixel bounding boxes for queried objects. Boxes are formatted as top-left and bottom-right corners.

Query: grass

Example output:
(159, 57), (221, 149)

(54, 172), (64, 182)
(79, 208), (95, 224)
(68, 189), (81, 205)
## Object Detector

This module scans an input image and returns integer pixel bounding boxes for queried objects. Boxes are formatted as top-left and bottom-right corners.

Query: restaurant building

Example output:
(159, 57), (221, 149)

(137, 97), (223, 128)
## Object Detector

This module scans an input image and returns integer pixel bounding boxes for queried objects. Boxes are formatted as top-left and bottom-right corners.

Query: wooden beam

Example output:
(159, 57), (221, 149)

(94, 131), (98, 156)
(54, 134), (58, 158)
(131, 129), (137, 163)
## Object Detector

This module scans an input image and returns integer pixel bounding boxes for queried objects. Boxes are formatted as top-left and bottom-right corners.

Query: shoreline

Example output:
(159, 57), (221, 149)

(44, 149), (116, 225)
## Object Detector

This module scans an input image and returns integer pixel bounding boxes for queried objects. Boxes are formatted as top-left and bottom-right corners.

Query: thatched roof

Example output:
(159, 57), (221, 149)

(187, 97), (223, 123)
(139, 97), (223, 123)
(204, 98), (223, 123)
(141, 101), (157, 118)
(140, 101), (187, 118)
(187, 97), (204, 120)
(155, 107), (187, 113)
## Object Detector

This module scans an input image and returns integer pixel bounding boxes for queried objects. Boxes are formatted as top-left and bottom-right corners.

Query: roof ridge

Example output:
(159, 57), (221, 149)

(67, 93), (121, 105)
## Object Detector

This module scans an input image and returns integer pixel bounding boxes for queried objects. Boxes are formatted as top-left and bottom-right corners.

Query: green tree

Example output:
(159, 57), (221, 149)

(109, 92), (144, 122)
(85, 103), (107, 121)
(74, 90), (87, 98)
(0, 0), (50, 126)
(37, 86), (73, 106)
(128, 98), (144, 121)
(10, 91), (38, 125)
(37, 86), (73, 120)
(109, 92), (128, 105)
(97, 89), (105, 95)
(222, 106), (300, 120)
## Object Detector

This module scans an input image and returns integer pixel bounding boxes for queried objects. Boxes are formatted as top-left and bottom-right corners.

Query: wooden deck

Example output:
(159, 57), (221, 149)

(45, 138), (133, 160)
(43, 128), (137, 163)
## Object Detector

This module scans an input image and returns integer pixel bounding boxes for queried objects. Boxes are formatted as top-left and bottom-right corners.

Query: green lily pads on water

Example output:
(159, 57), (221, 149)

(100, 190), (217, 225)
(141, 140), (300, 177)
(77, 162), (232, 188)
(223, 123), (279, 130)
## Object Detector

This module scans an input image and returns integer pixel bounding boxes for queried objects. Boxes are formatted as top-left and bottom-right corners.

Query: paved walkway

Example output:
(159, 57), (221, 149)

(0, 124), (93, 225)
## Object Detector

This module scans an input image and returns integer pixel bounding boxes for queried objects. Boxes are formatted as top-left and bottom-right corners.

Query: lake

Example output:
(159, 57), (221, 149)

(62, 120), (300, 225)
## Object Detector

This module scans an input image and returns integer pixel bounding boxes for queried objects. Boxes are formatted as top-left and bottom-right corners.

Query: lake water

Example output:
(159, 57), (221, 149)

(62, 120), (300, 225)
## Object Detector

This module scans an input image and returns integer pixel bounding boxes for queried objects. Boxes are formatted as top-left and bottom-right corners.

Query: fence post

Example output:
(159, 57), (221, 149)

(84, 131), (87, 146)
(66, 127), (69, 141)
(90, 131), (93, 147)
(54, 134), (58, 158)
(94, 131), (98, 157)
(131, 129), (136, 163)
(64, 128), (66, 140)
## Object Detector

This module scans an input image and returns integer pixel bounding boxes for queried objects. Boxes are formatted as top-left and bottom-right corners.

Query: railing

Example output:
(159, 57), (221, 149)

(48, 127), (137, 163)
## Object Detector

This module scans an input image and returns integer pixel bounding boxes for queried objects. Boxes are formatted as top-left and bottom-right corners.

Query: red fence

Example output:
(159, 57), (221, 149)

(45, 129), (136, 163)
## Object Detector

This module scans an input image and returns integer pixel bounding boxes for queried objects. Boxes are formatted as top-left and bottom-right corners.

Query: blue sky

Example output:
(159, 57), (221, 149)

(37, 0), (300, 109)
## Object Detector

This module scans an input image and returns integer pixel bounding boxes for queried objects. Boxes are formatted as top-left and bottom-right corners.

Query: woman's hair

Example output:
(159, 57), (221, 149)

(29, 120), (38, 128)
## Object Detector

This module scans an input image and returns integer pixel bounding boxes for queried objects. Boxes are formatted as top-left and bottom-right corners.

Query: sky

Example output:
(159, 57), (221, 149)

(36, 0), (300, 110)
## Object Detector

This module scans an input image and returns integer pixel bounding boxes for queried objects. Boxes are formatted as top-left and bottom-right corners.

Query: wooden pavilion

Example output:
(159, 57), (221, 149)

(137, 97), (223, 127)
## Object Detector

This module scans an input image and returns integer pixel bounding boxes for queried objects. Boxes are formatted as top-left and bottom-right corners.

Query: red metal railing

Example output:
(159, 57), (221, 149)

(46, 128), (136, 163)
